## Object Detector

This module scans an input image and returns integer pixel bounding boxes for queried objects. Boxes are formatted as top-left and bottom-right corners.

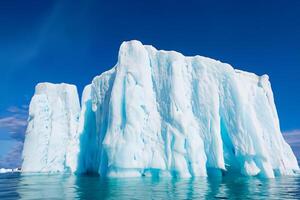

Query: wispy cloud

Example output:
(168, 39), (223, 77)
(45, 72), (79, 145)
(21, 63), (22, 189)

(0, 141), (23, 169)
(0, 105), (28, 168)
(6, 106), (28, 115)
(282, 130), (300, 145)
(0, 105), (28, 141)
(283, 130), (300, 160)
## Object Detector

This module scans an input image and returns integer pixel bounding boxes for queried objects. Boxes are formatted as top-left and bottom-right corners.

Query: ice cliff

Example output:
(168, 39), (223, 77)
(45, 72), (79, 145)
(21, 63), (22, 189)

(22, 83), (80, 172)
(21, 40), (299, 178)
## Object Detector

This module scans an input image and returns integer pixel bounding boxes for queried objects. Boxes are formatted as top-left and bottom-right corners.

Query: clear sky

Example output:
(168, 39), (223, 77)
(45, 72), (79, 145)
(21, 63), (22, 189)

(0, 0), (299, 168)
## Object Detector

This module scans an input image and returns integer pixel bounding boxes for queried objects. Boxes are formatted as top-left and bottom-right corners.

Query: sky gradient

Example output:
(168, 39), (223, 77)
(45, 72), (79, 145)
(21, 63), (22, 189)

(0, 0), (300, 168)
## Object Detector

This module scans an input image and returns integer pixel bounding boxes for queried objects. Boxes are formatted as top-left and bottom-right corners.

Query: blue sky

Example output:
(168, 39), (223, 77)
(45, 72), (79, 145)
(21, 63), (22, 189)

(0, 0), (300, 168)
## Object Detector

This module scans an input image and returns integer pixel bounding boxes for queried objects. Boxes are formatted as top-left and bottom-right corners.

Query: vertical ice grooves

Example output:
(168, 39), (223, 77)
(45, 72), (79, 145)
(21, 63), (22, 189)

(22, 40), (299, 178)
(22, 83), (80, 173)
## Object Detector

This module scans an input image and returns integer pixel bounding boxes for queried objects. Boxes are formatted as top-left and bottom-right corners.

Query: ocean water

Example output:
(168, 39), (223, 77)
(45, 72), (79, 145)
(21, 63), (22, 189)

(0, 173), (300, 200)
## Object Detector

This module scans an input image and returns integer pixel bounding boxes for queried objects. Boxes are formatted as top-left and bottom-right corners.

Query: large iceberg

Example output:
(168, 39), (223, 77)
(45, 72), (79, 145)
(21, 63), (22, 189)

(22, 40), (299, 178)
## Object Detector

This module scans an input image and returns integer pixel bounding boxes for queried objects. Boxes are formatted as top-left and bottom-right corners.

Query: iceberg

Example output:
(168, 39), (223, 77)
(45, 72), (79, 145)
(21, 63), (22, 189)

(0, 168), (20, 173)
(22, 83), (80, 172)
(21, 40), (299, 178)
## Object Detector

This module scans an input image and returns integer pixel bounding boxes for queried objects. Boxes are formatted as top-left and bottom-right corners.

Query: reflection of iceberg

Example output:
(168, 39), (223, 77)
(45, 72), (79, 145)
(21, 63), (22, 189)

(22, 40), (299, 178)
(17, 174), (78, 199)
(15, 175), (300, 199)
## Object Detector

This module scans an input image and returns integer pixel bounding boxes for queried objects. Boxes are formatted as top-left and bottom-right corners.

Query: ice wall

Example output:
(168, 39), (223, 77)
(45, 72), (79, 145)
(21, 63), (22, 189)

(89, 40), (298, 178)
(22, 40), (299, 178)
(22, 83), (80, 172)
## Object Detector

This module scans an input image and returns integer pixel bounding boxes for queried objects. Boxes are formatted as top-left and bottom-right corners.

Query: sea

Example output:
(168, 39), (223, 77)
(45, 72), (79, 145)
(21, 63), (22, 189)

(0, 173), (300, 199)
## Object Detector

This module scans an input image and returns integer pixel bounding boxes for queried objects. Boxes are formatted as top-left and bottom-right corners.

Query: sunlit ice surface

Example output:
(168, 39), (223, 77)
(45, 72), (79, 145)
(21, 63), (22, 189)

(1, 173), (300, 199)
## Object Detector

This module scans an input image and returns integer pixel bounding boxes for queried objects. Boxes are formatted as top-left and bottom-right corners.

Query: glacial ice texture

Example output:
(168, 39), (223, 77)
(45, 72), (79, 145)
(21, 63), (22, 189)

(22, 83), (80, 172)
(22, 40), (299, 178)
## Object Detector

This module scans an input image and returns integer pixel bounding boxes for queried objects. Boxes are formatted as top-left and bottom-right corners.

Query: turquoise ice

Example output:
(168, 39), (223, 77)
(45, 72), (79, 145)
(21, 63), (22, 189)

(22, 40), (299, 178)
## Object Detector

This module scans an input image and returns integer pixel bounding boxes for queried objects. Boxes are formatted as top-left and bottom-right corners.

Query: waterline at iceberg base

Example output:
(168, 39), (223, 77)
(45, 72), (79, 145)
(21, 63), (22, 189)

(21, 40), (299, 178)
(3, 173), (300, 199)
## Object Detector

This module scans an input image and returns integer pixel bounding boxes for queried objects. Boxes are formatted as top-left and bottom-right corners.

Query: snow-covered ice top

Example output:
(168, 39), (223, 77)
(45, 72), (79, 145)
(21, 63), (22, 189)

(22, 40), (299, 178)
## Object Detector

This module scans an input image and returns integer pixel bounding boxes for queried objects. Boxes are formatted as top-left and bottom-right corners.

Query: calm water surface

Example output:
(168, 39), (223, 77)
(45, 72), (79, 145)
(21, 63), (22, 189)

(0, 173), (300, 199)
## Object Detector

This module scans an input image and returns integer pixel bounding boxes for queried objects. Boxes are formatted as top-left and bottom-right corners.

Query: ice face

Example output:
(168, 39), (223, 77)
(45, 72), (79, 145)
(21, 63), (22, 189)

(88, 40), (298, 178)
(22, 83), (80, 173)
(22, 40), (299, 178)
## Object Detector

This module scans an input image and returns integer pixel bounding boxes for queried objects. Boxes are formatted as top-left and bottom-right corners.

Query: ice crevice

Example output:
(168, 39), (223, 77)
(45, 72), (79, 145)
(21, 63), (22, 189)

(21, 40), (299, 178)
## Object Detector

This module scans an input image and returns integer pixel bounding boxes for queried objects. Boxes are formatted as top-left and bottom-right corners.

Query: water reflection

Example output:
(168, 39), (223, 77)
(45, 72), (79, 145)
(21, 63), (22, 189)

(4, 173), (298, 199)
(17, 174), (78, 199)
